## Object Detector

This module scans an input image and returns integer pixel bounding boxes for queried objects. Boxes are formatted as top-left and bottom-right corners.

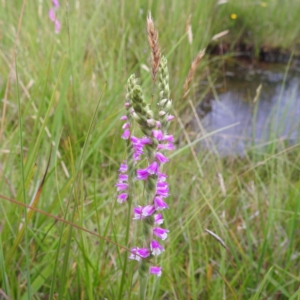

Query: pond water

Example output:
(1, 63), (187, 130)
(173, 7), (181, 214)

(195, 63), (300, 156)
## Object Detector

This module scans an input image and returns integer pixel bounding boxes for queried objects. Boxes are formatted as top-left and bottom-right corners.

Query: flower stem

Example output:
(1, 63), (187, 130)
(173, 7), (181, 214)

(117, 197), (132, 299)
(118, 168), (134, 299)
(139, 264), (149, 300)
(139, 278), (148, 300)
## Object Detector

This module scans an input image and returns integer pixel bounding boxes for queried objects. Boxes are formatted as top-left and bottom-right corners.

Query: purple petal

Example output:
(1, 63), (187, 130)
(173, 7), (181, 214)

(167, 115), (175, 121)
(52, 0), (60, 8)
(150, 266), (162, 276)
(152, 130), (163, 141)
(115, 183), (128, 191)
(121, 129), (130, 139)
(157, 142), (175, 151)
(142, 205), (155, 217)
(154, 214), (164, 225)
(140, 137), (152, 145)
(157, 181), (168, 188)
(118, 174), (128, 182)
(153, 227), (169, 240)
(163, 135), (174, 142)
(155, 152), (169, 164)
(133, 144), (144, 154)
(133, 153), (142, 162)
(147, 161), (159, 175)
(129, 247), (139, 261)
(137, 248), (150, 258)
(136, 168), (150, 180)
(117, 193), (128, 203)
(154, 196), (169, 210)
(120, 115), (127, 120)
(150, 240), (165, 256)
(158, 172), (167, 182)
(131, 136), (140, 144)
(122, 123), (130, 129)
(156, 186), (169, 198)
(119, 162), (128, 173)
(133, 206), (143, 219)
(165, 142), (175, 150)
(133, 205), (155, 219)
(49, 9), (56, 22)
(129, 247), (150, 260)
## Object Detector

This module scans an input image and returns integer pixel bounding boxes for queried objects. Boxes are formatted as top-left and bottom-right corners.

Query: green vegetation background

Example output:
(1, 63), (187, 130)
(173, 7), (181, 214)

(1, 0), (300, 299)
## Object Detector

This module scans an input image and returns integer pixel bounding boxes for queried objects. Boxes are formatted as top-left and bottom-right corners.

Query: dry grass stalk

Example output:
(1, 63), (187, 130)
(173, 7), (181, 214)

(186, 15), (193, 45)
(147, 13), (161, 82)
(183, 49), (205, 98)
(211, 30), (229, 41)
(253, 83), (262, 103)
(205, 229), (227, 249)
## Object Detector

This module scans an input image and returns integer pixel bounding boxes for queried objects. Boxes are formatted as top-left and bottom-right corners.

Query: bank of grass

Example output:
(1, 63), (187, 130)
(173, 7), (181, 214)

(213, 0), (300, 55)
(1, 0), (300, 299)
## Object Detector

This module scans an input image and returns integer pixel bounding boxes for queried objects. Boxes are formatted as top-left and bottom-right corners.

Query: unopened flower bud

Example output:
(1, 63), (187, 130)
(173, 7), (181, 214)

(159, 99), (168, 106)
(147, 118), (156, 127)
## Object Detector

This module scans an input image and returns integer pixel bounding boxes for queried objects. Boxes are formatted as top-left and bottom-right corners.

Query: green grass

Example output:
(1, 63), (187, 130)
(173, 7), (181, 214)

(1, 0), (300, 299)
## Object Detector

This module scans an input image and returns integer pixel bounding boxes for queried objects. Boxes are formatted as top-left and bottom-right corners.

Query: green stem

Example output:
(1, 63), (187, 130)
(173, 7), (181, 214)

(139, 274), (148, 300)
(118, 195), (132, 300)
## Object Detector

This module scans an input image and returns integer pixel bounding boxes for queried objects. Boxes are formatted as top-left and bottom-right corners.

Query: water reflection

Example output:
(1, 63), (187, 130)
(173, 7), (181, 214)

(196, 64), (300, 156)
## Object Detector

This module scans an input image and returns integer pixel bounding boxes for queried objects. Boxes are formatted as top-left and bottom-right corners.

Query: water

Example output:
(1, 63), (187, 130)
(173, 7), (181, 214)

(196, 63), (300, 156)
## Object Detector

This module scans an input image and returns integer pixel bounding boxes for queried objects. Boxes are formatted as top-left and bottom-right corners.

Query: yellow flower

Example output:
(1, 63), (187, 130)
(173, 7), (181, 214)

(230, 13), (237, 20)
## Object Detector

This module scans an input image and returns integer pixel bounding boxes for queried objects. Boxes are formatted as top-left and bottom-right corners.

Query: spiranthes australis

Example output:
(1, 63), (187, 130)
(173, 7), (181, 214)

(116, 14), (174, 299)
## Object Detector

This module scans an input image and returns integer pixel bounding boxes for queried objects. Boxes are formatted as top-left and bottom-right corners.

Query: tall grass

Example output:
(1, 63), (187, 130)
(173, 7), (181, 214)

(1, 0), (300, 299)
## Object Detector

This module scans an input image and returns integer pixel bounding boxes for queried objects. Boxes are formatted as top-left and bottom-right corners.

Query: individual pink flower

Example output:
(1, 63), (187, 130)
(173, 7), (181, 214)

(122, 123), (130, 129)
(154, 214), (164, 225)
(150, 240), (165, 256)
(156, 181), (169, 198)
(117, 193), (128, 203)
(140, 137), (152, 145)
(152, 130), (163, 140)
(158, 172), (167, 182)
(52, 0), (60, 7)
(150, 266), (162, 276)
(146, 161), (159, 175)
(49, 0), (61, 34)
(118, 174), (128, 182)
(142, 205), (156, 217)
(131, 136), (145, 161)
(133, 206), (143, 219)
(119, 162), (128, 173)
(133, 205), (155, 219)
(49, 9), (56, 22)
(163, 135), (174, 142)
(136, 168), (150, 180)
(115, 182), (128, 192)
(153, 227), (169, 240)
(129, 247), (150, 261)
(154, 196), (169, 210)
(155, 152), (169, 164)
(157, 142), (175, 151)
(121, 129), (130, 140)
